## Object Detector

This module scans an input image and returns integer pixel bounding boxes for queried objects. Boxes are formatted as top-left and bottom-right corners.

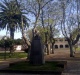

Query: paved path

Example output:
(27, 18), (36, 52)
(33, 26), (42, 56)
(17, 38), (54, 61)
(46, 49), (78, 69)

(0, 49), (80, 75)
(62, 61), (80, 75)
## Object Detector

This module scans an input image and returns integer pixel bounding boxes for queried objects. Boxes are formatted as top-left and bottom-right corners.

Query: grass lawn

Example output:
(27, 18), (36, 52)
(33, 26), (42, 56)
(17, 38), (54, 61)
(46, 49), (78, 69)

(0, 52), (27, 59)
(6, 61), (64, 71)
(76, 47), (80, 50)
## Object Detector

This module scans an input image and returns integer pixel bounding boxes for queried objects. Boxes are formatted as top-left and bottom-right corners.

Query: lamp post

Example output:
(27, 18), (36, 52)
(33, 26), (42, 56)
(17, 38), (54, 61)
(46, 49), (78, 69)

(4, 36), (7, 60)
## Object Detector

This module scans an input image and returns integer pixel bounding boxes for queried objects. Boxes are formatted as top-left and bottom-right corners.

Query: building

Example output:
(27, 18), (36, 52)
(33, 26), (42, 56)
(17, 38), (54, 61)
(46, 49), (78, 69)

(14, 45), (22, 51)
(54, 38), (69, 49)
(14, 44), (28, 51)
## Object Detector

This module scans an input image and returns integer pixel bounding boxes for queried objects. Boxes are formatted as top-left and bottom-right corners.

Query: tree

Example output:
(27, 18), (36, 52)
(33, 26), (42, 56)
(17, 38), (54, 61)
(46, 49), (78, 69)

(60, 0), (80, 57)
(27, 24), (59, 54)
(24, 0), (54, 37)
(0, 0), (29, 39)
(15, 0), (31, 48)
(25, 0), (60, 55)
(40, 1), (61, 54)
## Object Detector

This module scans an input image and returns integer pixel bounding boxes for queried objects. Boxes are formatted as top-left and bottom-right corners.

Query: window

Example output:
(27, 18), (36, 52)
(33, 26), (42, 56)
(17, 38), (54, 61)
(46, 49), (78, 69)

(59, 39), (63, 42)
(65, 39), (67, 41)
(55, 45), (58, 49)
(65, 45), (69, 48)
(60, 45), (63, 48)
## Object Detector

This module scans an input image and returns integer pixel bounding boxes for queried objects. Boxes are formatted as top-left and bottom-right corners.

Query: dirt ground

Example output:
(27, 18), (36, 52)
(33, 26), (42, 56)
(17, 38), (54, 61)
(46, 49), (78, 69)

(45, 49), (80, 61)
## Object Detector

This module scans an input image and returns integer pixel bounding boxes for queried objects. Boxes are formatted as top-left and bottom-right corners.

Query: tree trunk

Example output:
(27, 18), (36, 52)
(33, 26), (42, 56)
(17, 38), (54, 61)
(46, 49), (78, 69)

(10, 28), (15, 39)
(47, 44), (50, 55)
(9, 45), (14, 57)
(68, 41), (74, 57)
(52, 43), (54, 54)
(21, 15), (31, 46)
(21, 16), (31, 59)
(9, 28), (15, 57)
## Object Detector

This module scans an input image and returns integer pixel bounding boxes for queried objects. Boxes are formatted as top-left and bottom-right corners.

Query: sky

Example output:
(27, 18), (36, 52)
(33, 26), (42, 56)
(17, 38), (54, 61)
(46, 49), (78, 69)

(0, 29), (22, 39)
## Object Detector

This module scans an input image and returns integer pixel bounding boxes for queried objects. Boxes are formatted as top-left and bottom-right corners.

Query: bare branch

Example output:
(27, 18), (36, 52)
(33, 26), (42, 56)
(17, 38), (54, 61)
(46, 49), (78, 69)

(72, 34), (80, 45)
(41, 0), (54, 9)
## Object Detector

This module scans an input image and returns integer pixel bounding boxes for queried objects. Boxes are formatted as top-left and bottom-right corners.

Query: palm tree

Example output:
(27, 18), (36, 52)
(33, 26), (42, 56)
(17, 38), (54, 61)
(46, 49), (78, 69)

(0, 0), (29, 39)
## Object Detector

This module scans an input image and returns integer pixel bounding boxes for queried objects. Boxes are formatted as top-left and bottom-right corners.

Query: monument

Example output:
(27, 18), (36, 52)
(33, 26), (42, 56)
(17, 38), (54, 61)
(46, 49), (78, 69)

(29, 30), (45, 65)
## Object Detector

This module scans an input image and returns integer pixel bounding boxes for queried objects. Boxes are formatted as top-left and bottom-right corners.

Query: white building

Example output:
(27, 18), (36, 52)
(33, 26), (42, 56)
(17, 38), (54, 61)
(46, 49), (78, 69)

(54, 38), (69, 49)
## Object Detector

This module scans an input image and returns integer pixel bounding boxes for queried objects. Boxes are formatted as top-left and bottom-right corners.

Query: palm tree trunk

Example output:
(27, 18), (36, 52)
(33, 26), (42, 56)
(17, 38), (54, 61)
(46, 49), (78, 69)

(10, 28), (15, 39)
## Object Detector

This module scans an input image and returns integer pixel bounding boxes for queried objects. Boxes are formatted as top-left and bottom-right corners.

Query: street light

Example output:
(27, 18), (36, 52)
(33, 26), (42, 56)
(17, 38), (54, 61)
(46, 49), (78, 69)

(3, 36), (7, 60)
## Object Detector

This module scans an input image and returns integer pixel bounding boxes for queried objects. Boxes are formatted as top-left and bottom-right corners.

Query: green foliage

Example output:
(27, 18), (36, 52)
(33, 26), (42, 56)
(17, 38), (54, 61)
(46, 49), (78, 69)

(6, 61), (63, 71)
(37, 26), (46, 43)
(27, 26), (59, 44)
(9, 52), (27, 58)
(0, 38), (22, 48)
(76, 47), (80, 50)
(72, 28), (79, 40)
(0, 39), (13, 48)
(0, 40), (5, 48)
(0, 52), (27, 59)
(44, 18), (53, 25)
(14, 39), (22, 45)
